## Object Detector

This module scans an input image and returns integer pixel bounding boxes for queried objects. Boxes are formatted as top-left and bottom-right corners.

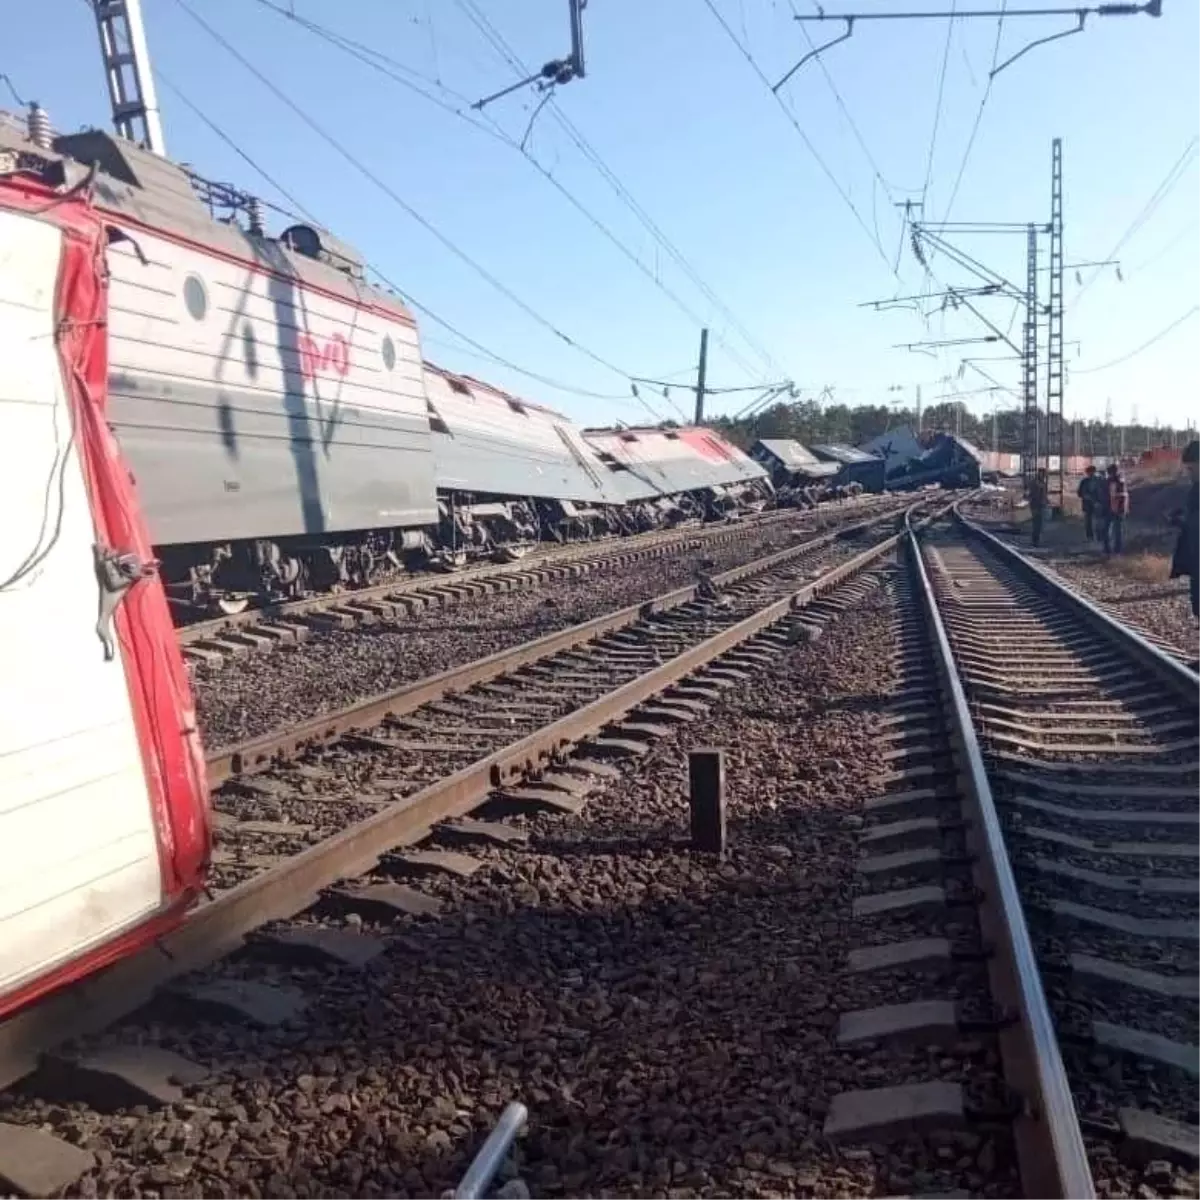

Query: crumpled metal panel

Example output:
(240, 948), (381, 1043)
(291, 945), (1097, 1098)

(426, 366), (620, 504)
(811, 442), (878, 465)
(584, 426), (768, 502)
(752, 438), (825, 470)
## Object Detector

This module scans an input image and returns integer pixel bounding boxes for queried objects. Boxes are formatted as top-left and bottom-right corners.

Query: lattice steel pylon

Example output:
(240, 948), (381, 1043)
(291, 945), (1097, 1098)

(1047, 137), (1065, 508)
(92, 0), (166, 154)
(1022, 221), (1039, 490)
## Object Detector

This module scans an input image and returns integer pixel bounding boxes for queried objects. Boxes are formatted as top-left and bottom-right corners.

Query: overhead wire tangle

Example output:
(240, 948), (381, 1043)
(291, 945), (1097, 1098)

(156, 66), (633, 402)
(171, 0), (639, 387)
(249, 0), (768, 383)
(451, 0), (788, 379)
(699, 0), (902, 281)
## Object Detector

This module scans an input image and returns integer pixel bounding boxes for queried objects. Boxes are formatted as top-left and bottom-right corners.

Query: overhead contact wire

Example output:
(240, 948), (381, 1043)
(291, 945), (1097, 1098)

(699, 0), (901, 281)
(156, 68), (633, 401)
(172, 0), (638, 385)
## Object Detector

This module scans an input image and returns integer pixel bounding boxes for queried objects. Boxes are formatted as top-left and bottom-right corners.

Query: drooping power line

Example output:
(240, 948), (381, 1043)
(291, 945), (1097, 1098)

(1072, 304), (1198, 374)
(1074, 136), (1199, 307)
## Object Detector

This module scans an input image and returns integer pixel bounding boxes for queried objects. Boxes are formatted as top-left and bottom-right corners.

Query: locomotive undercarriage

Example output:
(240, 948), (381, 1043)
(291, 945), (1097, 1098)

(162, 483), (766, 616)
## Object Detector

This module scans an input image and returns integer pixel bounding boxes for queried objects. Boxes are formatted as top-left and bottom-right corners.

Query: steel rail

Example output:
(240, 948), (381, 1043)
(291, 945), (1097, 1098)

(177, 497), (901, 644)
(905, 515), (1096, 1200)
(955, 506), (1200, 695)
(207, 505), (909, 784)
(453, 1101), (528, 1200)
(0, 505), (935, 1091)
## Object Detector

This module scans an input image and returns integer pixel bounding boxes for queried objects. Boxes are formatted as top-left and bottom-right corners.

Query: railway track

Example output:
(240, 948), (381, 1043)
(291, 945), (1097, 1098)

(177, 496), (907, 664)
(907, 511), (1198, 1197)
(797, 506), (1197, 1200)
(0, 500), (937, 1111)
(3, 498), (1194, 1199)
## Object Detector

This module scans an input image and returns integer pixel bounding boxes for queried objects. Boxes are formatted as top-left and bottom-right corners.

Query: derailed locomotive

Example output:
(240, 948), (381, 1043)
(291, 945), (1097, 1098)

(1, 112), (772, 614)
(0, 170), (210, 1020)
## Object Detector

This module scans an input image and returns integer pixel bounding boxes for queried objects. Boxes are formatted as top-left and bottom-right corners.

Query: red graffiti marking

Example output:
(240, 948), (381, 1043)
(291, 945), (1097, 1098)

(298, 332), (350, 379)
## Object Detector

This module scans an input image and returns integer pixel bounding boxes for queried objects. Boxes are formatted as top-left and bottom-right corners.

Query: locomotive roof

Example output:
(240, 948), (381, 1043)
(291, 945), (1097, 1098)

(0, 112), (417, 328)
(423, 362), (571, 420)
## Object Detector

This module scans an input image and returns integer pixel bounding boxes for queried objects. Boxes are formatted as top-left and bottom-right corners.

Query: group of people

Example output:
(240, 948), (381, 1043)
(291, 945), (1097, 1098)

(1025, 441), (1199, 620)
(1024, 462), (1130, 553)
(1074, 462), (1132, 554)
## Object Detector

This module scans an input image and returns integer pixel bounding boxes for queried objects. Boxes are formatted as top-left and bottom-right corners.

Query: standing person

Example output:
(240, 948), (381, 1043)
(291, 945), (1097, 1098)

(1077, 464), (1101, 541)
(1028, 468), (1049, 548)
(1102, 462), (1130, 555)
(1169, 439), (1199, 620)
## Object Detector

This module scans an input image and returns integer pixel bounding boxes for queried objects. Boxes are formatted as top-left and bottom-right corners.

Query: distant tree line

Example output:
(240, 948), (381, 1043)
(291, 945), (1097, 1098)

(709, 399), (1198, 458)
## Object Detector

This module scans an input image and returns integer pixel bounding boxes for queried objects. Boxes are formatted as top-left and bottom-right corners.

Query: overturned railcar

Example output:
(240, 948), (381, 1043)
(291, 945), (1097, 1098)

(889, 434), (985, 491)
(583, 425), (772, 522)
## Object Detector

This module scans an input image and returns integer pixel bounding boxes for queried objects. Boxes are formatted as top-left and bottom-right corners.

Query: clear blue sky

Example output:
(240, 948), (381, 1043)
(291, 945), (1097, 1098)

(7, 0), (1197, 429)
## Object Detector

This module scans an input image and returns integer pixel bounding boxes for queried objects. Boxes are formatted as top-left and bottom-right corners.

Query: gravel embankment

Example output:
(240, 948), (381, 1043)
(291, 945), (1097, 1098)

(193, 515), (871, 750)
(4, 572), (1018, 1199)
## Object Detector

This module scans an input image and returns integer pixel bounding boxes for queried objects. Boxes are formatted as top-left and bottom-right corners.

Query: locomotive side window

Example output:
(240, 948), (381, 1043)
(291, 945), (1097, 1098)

(183, 274), (208, 321)
(381, 335), (396, 371)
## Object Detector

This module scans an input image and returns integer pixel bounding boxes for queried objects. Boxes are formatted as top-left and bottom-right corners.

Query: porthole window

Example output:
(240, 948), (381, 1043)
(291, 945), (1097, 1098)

(183, 274), (209, 321)
(381, 335), (397, 371)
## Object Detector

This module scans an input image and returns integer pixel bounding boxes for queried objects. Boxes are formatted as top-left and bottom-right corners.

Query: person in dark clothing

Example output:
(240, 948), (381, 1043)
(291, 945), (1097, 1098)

(1100, 463), (1130, 554)
(1028, 468), (1049, 547)
(1077, 465), (1101, 541)
(1169, 439), (1199, 619)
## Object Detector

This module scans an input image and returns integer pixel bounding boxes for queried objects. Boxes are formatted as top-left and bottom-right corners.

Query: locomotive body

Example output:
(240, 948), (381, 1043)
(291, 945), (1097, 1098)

(0, 172), (210, 1020)
(0, 111), (770, 611)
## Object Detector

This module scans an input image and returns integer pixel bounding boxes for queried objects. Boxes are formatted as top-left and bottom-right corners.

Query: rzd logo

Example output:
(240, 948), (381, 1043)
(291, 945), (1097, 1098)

(298, 332), (350, 379)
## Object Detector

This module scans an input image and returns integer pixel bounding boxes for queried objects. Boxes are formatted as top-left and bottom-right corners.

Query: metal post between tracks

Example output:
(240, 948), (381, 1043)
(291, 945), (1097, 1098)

(688, 749), (727, 855)
(904, 518), (1096, 1199)
(454, 1101), (528, 1200)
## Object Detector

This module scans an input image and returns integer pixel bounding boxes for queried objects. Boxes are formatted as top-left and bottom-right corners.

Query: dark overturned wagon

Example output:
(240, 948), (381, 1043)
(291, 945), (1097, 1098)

(886, 434), (985, 492)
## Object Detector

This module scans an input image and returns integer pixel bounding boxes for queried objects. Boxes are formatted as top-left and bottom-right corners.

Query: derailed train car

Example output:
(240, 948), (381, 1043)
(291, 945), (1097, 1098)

(584, 425), (771, 522)
(0, 171), (210, 1019)
(0, 110), (769, 612)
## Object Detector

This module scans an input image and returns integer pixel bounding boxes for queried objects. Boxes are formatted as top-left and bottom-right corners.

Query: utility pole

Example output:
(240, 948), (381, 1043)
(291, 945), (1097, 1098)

(1105, 397), (1113, 459)
(1046, 137), (1066, 513)
(1022, 222), (1039, 490)
(693, 328), (709, 426)
(915, 384), (922, 436)
(91, 0), (167, 154)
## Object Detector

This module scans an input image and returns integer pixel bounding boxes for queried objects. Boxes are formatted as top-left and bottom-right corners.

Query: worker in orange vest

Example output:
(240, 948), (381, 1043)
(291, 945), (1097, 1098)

(1100, 462), (1130, 555)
